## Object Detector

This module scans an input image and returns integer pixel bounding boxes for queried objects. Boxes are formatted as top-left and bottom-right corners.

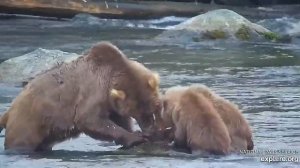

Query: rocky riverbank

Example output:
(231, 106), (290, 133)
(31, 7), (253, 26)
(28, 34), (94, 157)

(1, 0), (300, 19)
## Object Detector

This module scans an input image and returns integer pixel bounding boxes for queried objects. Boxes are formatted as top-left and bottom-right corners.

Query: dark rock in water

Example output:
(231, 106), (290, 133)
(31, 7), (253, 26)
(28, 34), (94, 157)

(156, 9), (275, 43)
(0, 48), (79, 85)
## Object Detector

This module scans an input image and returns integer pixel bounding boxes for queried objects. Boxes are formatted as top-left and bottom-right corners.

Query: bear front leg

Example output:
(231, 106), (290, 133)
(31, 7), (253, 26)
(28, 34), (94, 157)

(173, 124), (187, 148)
(172, 124), (191, 153)
(110, 113), (133, 132)
(74, 98), (145, 148)
(77, 118), (146, 148)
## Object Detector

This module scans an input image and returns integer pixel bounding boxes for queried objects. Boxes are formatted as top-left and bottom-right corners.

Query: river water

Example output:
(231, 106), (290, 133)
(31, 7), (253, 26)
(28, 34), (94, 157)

(0, 13), (300, 168)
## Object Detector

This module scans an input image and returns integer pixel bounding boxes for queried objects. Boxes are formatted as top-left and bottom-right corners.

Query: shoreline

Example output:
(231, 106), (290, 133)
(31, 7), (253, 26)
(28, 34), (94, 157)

(0, 0), (300, 20)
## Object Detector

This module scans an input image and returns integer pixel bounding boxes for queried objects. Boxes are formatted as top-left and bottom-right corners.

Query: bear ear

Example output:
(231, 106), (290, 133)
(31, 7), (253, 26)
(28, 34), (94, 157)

(87, 42), (126, 66)
(110, 89), (126, 100)
(148, 73), (160, 91)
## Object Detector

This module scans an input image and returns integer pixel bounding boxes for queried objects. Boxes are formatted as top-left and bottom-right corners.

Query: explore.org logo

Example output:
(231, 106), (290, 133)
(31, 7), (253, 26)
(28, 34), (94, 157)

(260, 155), (299, 163)
(240, 149), (299, 163)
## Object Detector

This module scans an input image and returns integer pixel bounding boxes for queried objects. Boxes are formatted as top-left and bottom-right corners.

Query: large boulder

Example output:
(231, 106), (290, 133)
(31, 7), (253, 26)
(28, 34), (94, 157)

(156, 9), (279, 42)
(0, 48), (79, 85)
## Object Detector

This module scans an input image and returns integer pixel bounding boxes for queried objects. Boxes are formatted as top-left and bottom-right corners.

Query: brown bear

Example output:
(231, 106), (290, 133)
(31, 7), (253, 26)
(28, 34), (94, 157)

(189, 84), (254, 151)
(160, 86), (231, 155)
(0, 41), (162, 152)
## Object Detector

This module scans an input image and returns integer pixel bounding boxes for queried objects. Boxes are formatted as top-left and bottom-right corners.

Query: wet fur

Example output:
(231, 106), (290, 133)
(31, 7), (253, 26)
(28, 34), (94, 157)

(162, 87), (231, 155)
(0, 42), (161, 152)
(190, 84), (254, 151)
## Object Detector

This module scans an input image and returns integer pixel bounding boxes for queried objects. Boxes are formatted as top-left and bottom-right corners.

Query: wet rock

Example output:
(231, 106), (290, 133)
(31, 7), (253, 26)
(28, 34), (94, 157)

(156, 9), (278, 42)
(0, 48), (79, 85)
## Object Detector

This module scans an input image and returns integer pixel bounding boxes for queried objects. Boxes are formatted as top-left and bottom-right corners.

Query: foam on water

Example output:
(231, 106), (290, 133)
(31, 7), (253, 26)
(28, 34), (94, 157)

(46, 13), (187, 30)
(258, 17), (300, 36)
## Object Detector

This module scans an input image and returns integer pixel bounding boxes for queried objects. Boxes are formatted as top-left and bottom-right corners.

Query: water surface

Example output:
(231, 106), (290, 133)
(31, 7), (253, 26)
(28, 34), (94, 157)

(0, 14), (300, 168)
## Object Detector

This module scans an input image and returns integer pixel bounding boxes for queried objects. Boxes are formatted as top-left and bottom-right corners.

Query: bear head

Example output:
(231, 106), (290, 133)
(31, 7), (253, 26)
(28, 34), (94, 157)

(87, 42), (162, 133)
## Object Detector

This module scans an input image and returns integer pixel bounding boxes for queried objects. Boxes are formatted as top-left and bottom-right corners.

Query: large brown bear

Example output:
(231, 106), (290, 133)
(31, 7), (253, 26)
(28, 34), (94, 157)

(160, 86), (231, 155)
(0, 42), (162, 152)
(190, 84), (254, 151)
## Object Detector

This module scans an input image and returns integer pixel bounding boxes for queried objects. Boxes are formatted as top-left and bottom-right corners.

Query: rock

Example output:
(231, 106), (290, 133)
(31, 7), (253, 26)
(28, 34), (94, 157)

(156, 9), (277, 42)
(0, 48), (79, 85)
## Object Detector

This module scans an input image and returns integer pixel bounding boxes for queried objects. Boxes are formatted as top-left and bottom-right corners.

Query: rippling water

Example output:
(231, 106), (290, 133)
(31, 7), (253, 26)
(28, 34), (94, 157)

(0, 14), (300, 168)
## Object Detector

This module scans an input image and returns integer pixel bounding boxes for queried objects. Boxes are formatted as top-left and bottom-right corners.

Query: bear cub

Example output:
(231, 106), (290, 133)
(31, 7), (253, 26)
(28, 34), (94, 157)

(158, 84), (253, 154)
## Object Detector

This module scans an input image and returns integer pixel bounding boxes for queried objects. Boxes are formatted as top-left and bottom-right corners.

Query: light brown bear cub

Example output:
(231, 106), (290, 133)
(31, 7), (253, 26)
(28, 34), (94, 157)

(159, 85), (254, 154)
(190, 84), (254, 151)
(0, 42), (162, 152)
(161, 86), (231, 155)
